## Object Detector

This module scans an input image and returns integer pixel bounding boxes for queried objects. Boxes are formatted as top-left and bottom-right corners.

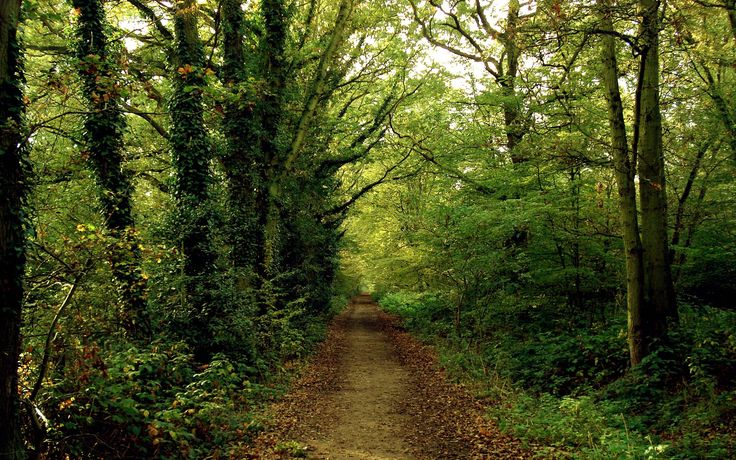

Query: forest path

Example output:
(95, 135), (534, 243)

(252, 295), (532, 459)
(302, 295), (412, 459)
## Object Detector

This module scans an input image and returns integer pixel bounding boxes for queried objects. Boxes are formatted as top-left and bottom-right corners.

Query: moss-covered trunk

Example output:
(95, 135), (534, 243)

(169, 0), (217, 351)
(636, 0), (678, 339)
(73, 0), (149, 337)
(257, 0), (288, 280)
(599, 4), (647, 366)
(0, 0), (28, 456)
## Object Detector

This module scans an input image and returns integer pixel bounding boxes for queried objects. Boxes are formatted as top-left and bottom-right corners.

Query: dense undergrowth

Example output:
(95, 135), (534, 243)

(19, 287), (352, 459)
(378, 291), (736, 459)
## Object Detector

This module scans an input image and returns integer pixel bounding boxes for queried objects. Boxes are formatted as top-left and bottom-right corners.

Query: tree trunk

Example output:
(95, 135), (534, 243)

(169, 0), (217, 351)
(0, 0), (28, 456)
(221, 0), (261, 274)
(258, 0), (288, 279)
(599, 3), (647, 366)
(501, 0), (526, 163)
(637, 0), (678, 334)
(73, 0), (149, 337)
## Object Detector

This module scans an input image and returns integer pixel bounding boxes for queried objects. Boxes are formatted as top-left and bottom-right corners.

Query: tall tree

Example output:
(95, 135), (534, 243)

(636, 0), (678, 331)
(598, 0), (647, 365)
(73, 0), (149, 337)
(0, 0), (28, 457)
(169, 0), (217, 349)
(259, 0), (289, 278)
(409, 0), (528, 163)
(220, 0), (288, 283)
(220, 0), (261, 275)
(597, 0), (678, 364)
(254, 0), (354, 281)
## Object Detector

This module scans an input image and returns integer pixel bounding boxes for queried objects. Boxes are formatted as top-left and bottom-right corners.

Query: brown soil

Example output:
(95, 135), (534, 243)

(250, 295), (532, 459)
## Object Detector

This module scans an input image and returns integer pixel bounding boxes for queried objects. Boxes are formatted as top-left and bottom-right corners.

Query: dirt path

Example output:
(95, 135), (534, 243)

(305, 296), (412, 459)
(252, 295), (532, 459)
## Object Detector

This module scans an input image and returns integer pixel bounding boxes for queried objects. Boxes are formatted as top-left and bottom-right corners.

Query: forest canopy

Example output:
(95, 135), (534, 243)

(0, 0), (734, 457)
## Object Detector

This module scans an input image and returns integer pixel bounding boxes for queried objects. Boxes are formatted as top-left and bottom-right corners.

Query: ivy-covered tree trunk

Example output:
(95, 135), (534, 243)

(599, 4), (647, 366)
(501, 0), (525, 163)
(73, 0), (149, 337)
(220, 0), (261, 274)
(271, 0), (353, 282)
(637, 0), (678, 338)
(258, 0), (288, 279)
(220, 0), (287, 283)
(0, 0), (28, 457)
(169, 0), (217, 349)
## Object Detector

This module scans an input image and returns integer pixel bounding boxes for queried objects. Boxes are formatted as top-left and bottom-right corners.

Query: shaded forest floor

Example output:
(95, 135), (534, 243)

(245, 295), (531, 459)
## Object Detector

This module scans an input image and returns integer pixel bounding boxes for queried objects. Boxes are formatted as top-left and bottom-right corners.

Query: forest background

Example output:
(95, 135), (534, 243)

(0, 0), (734, 458)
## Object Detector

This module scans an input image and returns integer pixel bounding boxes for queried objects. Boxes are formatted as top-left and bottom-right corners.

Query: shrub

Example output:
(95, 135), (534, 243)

(506, 323), (629, 396)
(43, 341), (265, 459)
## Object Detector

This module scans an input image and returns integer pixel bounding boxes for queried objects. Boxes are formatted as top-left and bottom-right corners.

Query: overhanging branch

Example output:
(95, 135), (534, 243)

(320, 149), (413, 218)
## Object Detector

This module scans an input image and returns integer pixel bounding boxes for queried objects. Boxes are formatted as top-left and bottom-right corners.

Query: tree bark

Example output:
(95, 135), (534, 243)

(221, 0), (261, 273)
(73, 0), (149, 337)
(258, 0), (289, 279)
(599, 3), (647, 366)
(169, 0), (217, 351)
(636, 0), (678, 334)
(501, 0), (526, 163)
(0, 0), (28, 456)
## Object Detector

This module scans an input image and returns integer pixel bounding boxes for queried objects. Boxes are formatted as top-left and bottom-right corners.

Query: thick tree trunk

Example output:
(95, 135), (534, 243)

(637, 0), (678, 334)
(501, 0), (526, 163)
(258, 0), (288, 279)
(73, 0), (149, 337)
(0, 0), (28, 457)
(599, 5), (647, 366)
(169, 0), (217, 350)
(221, 0), (261, 273)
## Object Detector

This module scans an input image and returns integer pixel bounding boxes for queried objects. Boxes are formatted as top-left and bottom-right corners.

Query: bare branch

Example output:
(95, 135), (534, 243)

(29, 267), (87, 402)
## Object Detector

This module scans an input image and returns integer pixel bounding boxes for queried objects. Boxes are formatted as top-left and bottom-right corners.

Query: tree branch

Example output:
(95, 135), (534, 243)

(589, 28), (641, 54)
(29, 268), (86, 401)
(320, 149), (413, 218)
(389, 115), (495, 195)
(286, 0), (354, 171)
(127, 0), (174, 41)
(121, 103), (169, 139)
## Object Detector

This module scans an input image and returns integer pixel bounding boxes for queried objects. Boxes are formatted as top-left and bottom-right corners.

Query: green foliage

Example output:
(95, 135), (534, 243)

(378, 291), (451, 335)
(508, 324), (628, 396)
(380, 291), (736, 458)
(8, 0), (736, 457)
(273, 440), (309, 457)
(493, 393), (671, 459)
(43, 341), (270, 459)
